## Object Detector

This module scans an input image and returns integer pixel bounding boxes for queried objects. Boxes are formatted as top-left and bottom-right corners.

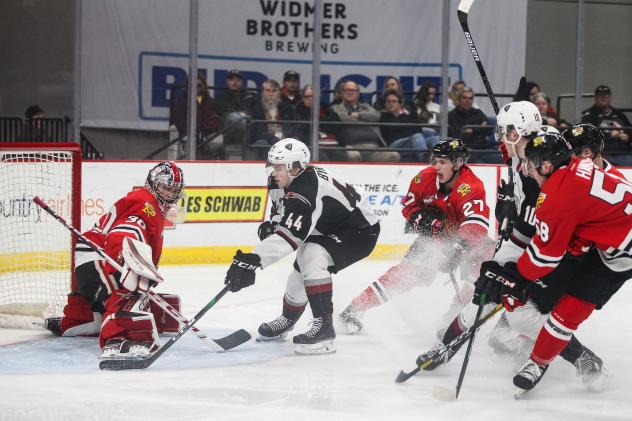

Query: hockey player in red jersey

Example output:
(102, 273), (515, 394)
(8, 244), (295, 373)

(475, 132), (632, 396)
(223, 138), (380, 354)
(44, 161), (185, 358)
(338, 138), (493, 333)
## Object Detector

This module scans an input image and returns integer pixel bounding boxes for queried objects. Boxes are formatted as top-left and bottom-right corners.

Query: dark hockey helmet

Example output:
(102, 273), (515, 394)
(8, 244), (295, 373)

(561, 123), (605, 157)
(525, 132), (572, 170)
(145, 161), (185, 212)
(430, 137), (469, 167)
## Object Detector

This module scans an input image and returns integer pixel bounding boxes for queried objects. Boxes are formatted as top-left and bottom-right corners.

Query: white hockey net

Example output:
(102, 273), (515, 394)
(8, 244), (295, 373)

(0, 144), (80, 326)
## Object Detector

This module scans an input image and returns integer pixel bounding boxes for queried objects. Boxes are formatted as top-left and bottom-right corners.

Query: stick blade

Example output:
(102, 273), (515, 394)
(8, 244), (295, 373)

(395, 368), (418, 383)
(432, 386), (458, 401)
(213, 329), (251, 351)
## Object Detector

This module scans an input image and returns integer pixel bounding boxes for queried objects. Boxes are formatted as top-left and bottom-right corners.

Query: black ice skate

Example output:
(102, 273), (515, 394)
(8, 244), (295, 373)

(575, 348), (613, 392)
(513, 359), (549, 398)
(99, 338), (154, 360)
(44, 317), (62, 336)
(416, 342), (456, 371)
(293, 315), (336, 355)
(257, 314), (299, 342)
(339, 304), (363, 334)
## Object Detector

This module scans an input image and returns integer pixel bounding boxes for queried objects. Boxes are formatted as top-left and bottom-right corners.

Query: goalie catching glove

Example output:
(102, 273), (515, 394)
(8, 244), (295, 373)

(473, 261), (529, 311)
(409, 207), (444, 237)
(120, 237), (163, 293)
(225, 250), (261, 292)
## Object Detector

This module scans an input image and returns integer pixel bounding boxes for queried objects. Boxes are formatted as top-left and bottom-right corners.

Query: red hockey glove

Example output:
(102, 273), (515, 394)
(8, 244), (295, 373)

(409, 207), (444, 237)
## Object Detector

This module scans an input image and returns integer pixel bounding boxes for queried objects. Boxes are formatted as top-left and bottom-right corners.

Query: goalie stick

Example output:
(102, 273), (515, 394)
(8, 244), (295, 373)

(99, 285), (234, 370)
(33, 196), (250, 352)
(394, 303), (502, 383)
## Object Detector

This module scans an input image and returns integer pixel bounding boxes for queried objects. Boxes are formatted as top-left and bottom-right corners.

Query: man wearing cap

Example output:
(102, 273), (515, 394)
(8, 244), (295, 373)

(280, 70), (302, 108)
(581, 85), (631, 161)
(21, 104), (48, 142)
(216, 69), (254, 117)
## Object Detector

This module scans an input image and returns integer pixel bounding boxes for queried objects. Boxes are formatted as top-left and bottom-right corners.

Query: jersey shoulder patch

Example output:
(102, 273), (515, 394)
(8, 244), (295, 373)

(456, 183), (472, 197)
(283, 191), (311, 207)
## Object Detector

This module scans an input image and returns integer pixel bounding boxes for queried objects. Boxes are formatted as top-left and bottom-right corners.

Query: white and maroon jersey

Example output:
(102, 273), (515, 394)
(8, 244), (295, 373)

(254, 166), (378, 268)
(402, 165), (490, 245)
(75, 187), (165, 272)
(517, 157), (632, 280)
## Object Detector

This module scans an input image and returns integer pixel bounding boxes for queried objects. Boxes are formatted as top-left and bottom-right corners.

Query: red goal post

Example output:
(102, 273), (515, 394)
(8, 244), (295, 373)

(0, 143), (81, 327)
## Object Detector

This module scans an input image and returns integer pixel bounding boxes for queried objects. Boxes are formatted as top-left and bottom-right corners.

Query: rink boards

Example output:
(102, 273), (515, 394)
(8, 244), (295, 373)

(81, 161), (632, 265)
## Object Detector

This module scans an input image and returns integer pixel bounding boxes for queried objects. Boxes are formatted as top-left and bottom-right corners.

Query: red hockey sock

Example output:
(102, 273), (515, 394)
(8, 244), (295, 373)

(531, 294), (595, 365)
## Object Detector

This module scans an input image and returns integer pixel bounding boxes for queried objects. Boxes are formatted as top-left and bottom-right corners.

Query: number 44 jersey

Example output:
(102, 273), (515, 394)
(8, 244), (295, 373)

(254, 166), (379, 268)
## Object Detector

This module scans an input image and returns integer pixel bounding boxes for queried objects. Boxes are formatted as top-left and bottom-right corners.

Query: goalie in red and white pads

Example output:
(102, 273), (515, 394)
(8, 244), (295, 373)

(44, 161), (185, 358)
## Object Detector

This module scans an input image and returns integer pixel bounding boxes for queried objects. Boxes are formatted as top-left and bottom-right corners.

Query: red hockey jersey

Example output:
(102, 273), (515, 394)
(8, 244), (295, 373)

(517, 157), (632, 280)
(78, 188), (165, 272)
(401, 165), (490, 244)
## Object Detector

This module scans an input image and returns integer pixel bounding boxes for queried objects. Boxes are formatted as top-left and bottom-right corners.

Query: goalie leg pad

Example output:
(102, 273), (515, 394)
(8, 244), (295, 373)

(99, 289), (158, 350)
(149, 293), (182, 333)
(51, 294), (102, 337)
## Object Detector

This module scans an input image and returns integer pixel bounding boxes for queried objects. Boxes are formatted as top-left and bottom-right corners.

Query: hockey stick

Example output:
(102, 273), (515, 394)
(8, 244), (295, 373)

(99, 285), (232, 370)
(457, 0), (515, 242)
(33, 196), (250, 352)
(395, 303), (502, 383)
(448, 269), (465, 307)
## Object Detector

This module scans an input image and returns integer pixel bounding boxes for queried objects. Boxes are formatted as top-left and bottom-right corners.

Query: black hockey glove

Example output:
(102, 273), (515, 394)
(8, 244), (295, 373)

(409, 207), (444, 237)
(438, 238), (468, 273)
(495, 179), (517, 240)
(514, 76), (529, 102)
(473, 261), (529, 311)
(224, 250), (261, 293)
(257, 221), (277, 241)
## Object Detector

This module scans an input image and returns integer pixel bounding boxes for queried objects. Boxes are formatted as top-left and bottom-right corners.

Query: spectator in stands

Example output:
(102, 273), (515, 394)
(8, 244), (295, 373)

(329, 80), (399, 162)
(414, 81), (440, 126)
(581, 85), (631, 156)
(447, 80), (480, 111)
(171, 73), (222, 158)
(215, 69), (254, 152)
(248, 79), (297, 160)
(373, 76), (408, 111)
(280, 70), (302, 107)
(448, 86), (490, 149)
(21, 104), (48, 142)
(380, 90), (438, 161)
(533, 92), (568, 129)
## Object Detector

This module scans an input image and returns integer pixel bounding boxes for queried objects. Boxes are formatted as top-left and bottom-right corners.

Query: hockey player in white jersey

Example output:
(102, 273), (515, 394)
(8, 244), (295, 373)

(223, 138), (380, 354)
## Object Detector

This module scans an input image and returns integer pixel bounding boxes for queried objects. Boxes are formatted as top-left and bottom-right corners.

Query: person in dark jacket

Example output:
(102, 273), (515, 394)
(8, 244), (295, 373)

(448, 86), (490, 149)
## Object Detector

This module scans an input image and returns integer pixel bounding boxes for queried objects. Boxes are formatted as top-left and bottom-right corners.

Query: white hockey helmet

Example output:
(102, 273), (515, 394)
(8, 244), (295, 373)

(267, 138), (311, 176)
(495, 101), (542, 145)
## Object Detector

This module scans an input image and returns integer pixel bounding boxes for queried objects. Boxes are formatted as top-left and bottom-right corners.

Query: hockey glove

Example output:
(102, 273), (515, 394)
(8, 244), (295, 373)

(473, 261), (528, 311)
(257, 221), (277, 241)
(409, 207), (444, 237)
(438, 238), (468, 273)
(514, 76), (529, 102)
(224, 250), (261, 292)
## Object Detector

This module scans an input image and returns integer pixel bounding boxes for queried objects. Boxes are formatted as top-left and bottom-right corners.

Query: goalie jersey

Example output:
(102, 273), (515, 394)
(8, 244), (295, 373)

(254, 165), (379, 268)
(76, 187), (165, 271)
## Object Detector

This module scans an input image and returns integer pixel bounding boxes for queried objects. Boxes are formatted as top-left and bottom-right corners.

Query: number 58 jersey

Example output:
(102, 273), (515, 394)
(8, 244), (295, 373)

(255, 166), (379, 267)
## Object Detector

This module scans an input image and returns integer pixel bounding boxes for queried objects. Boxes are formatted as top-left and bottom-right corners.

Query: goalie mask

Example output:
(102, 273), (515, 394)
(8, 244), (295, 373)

(562, 123), (605, 158)
(495, 101), (542, 145)
(146, 161), (185, 214)
(266, 138), (310, 182)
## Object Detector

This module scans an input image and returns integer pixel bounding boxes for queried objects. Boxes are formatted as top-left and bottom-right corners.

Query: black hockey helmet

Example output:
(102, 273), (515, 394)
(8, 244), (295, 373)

(145, 161), (185, 213)
(525, 132), (572, 170)
(430, 137), (469, 166)
(561, 123), (605, 156)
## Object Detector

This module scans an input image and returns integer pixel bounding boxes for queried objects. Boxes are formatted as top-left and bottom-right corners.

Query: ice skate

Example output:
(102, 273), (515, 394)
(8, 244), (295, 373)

(575, 348), (613, 392)
(257, 314), (298, 342)
(99, 338), (154, 360)
(416, 342), (456, 371)
(339, 304), (363, 334)
(293, 315), (336, 355)
(513, 359), (549, 398)
(44, 317), (62, 336)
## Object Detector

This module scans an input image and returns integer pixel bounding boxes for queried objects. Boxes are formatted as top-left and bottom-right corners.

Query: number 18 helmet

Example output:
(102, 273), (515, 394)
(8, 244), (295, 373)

(525, 132), (572, 170)
(267, 138), (311, 175)
(495, 101), (542, 144)
(561, 123), (605, 157)
(145, 161), (185, 214)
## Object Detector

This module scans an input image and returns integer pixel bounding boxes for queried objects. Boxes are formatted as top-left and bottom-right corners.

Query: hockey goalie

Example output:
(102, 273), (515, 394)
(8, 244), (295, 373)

(45, 161), (185, 359)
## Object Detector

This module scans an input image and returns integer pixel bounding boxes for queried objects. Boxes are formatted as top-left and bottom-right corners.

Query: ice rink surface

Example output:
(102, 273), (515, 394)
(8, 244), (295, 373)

(1, 258), (631, 421)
